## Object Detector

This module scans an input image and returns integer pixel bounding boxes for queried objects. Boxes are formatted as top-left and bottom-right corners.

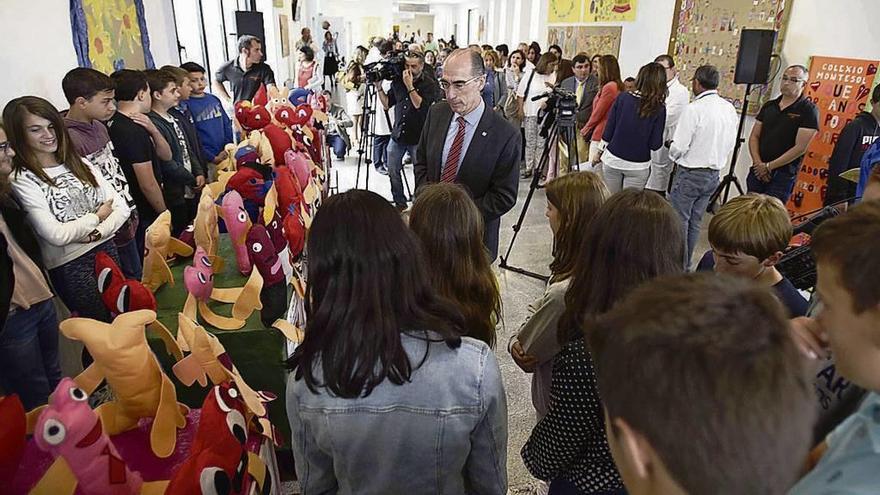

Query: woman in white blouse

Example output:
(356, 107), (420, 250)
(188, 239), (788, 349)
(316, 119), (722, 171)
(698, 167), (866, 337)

(517, 53), (558, 178)
(4, 96), (129, 322)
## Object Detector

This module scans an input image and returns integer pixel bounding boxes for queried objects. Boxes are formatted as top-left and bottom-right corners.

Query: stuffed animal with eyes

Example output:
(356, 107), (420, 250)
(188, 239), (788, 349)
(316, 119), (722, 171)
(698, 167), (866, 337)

(219, 191), (253, 277)
(96, 252), (157, 314)
(246, 225), (286, 327)
(33, 378), (142, 495)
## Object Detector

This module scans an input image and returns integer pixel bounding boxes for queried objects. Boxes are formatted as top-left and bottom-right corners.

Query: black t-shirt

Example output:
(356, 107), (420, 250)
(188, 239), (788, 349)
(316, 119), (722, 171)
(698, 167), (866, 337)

(387, 74), (442, 145)
(106, 112), (162, 220)
(215, 59), (276, 103)
(756, 95), (819, 175)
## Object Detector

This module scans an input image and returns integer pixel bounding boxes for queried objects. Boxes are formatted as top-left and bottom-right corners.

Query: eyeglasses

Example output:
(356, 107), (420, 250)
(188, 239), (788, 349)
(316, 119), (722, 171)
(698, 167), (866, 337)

(439, 75), (483, 92)
(781, 76), (804, 83)
(0, 142), (11, 154)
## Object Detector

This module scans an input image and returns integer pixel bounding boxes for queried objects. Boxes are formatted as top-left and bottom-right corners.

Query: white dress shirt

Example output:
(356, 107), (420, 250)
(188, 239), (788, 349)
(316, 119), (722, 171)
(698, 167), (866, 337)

(665, 76), (691, 133)
(669, 90), (739, 170)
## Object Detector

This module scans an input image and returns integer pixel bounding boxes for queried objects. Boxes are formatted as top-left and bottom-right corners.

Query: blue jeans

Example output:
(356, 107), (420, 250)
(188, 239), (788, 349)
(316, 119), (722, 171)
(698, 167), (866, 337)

(747, 166), (796, 204)
(49, 241), (119, 323)
(0, 299), (62, 410)
(373, 134), (391, 168)
(386, 138), (417, 207)
(669, 167), (720, 266)
(327, 134), (347, 158)
(115, 237), (143, 280)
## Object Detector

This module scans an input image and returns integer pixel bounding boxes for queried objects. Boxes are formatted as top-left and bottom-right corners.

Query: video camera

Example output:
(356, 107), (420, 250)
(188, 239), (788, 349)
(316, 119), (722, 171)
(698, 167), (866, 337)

(364, 52), (406, 83)
(532, 86), (578, 136)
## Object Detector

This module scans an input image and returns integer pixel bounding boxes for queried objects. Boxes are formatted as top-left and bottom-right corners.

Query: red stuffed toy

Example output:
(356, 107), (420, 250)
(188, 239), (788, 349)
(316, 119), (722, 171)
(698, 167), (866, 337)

(252, 84), (269, 107)
(234, 102), (271, 133)
(227, 162), (274, 206)
(95, 252), (157, 313)
(0, 395), (26, 494)
(262, 123), (292, 166)
(257, 209), (287, 255)
(274, 104), (312, 128)
(273, 165), (304, 222)
(284, 208), (306, 261)
(164, 383), (251, 495)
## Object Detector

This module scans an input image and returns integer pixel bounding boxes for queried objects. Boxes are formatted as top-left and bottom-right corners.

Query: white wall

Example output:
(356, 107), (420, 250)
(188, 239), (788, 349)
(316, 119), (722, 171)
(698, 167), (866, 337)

(0, 0), (179, 109)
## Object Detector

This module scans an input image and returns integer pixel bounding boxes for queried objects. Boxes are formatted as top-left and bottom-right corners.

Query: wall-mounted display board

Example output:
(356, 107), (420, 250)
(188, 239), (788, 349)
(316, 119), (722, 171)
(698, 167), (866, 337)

(668, 0), (794, 113)
(547, 25), (623, 59)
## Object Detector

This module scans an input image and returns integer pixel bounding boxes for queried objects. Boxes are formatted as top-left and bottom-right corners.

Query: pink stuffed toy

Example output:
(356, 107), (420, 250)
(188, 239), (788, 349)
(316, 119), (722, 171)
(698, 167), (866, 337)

(220, 191), (253, 276)
(283, 149), (312, 193)
(34, 378), (142, 494)
(184, 246), (215, 302)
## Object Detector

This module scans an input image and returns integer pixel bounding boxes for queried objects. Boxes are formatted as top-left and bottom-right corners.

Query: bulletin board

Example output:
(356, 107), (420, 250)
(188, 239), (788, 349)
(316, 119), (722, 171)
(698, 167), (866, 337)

(547, 26), (622, 59)
(548, 0), (638, 23)
(668, 0), (795, 114)
(787, 56), (880, 215)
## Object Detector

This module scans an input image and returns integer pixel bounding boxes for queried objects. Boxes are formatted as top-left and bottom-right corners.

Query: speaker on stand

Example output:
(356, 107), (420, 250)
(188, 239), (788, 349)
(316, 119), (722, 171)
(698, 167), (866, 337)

(708, 29), (777, 210)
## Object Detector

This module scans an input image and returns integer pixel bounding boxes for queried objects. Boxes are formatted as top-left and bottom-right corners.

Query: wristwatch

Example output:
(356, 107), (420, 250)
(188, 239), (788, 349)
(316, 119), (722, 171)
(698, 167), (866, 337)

(87, 229), (102, 243)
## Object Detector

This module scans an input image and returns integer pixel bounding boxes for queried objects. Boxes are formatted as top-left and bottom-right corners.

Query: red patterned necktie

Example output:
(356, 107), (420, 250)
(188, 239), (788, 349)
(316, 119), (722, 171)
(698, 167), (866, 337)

(441, 116), (467, 183)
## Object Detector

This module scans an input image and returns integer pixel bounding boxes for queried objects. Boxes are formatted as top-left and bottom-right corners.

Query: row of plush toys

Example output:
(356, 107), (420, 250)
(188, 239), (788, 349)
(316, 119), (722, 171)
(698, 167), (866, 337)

(1, 85), (327, 494)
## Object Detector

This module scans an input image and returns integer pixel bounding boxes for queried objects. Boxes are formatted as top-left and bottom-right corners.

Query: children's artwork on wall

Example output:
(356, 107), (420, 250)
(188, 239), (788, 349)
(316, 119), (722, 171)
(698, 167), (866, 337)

(548, 0), (637, 23)
(787, 56), (880, 215)
(70, 0), (155, 74)
(547, 26), (622, 59)
(668, 0), (794, 114)
(280, 15), (290, 57)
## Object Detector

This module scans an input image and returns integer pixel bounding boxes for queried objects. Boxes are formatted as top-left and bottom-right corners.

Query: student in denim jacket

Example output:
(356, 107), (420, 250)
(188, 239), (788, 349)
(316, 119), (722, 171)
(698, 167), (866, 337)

(286, 189), (508, 494)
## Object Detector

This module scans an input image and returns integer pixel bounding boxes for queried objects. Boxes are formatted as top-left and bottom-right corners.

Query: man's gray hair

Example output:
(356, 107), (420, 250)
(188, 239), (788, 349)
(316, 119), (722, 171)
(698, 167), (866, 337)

(238, 35), (260, 53)
(448, 48), (486, 78)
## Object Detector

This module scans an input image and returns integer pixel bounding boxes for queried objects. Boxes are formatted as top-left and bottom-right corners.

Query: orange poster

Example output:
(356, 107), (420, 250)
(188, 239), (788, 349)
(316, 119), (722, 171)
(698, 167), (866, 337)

(788, 56), (879, 215)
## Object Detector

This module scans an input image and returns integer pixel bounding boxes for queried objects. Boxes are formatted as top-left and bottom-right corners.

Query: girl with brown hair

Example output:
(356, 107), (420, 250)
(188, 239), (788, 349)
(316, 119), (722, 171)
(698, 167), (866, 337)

(522, 189), (684, 495)
(409, 183), (501, 348)
(598, 62), (669, 193)
(3, 96), (129, 323)
(580, 54), (625, 167)
(508, 171), (609, 420)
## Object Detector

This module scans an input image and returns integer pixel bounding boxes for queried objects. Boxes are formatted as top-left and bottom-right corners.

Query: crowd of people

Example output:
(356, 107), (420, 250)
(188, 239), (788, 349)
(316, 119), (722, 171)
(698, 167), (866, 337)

(3, 24), (880, 495)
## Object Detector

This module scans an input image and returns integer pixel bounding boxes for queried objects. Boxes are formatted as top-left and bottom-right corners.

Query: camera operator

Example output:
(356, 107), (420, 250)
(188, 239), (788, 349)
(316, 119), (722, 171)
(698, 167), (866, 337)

(375, 50), (442, 210)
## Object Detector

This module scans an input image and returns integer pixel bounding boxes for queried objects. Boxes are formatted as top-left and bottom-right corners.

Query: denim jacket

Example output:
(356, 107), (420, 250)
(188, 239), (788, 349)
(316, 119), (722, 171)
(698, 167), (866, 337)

(286, 332), (508, 494)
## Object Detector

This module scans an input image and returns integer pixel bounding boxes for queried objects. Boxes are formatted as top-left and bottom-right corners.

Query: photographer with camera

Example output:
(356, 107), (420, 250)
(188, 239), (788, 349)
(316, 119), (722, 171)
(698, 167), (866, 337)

(375, 50), (442, 210)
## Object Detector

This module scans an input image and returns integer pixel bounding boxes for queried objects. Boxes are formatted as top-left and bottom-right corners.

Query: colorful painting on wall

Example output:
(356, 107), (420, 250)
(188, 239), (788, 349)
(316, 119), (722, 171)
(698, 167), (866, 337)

(668, 0), (794, 114)
(70, 0), (155, 74)
(549, 0), (637, 23)
(787, 56), (880, 215)
(547, 26), (622, 59)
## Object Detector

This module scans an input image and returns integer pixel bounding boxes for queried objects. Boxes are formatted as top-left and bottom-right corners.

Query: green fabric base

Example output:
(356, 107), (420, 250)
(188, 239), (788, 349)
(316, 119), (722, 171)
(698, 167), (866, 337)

(147, 235), (292, 448)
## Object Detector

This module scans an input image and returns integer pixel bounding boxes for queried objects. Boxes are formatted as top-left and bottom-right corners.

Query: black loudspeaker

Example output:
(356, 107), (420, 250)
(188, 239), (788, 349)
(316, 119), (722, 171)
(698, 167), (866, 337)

(734, 29), (776, 84)
(235, 11), (266, 46)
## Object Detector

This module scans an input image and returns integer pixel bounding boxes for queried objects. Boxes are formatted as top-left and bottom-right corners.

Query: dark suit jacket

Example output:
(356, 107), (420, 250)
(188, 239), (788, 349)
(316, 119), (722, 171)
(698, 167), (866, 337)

(560, 74), (599, 128)
(415, 102), (521, 260)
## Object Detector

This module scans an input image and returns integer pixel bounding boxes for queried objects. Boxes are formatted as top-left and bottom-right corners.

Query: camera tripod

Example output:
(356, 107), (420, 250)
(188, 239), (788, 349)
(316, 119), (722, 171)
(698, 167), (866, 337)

(354, 81), (414, 200)
(499, 102), (581, 282)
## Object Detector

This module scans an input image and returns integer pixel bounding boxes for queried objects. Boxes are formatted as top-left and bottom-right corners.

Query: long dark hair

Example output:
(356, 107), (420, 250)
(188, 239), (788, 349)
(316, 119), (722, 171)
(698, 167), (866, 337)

(597, 54), (624, 92)
(2, 96), (96, 188)
(546, 172), (609, 283)
(288, 190), (464, 398)
(509, 50), (526, 71)
(635, 62), (668, 118)
(409, 183), (500, 348)
(557, 189), (684, 344)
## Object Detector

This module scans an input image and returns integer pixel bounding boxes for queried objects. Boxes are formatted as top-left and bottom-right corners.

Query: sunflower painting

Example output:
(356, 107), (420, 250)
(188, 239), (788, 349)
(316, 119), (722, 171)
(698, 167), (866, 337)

(71, 0), (155, 74)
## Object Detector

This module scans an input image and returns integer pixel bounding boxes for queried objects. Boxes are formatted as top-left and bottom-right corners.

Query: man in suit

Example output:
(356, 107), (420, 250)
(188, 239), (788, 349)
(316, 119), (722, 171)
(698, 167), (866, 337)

(559, 53), (599, 170)
(415, 49), (521, 261)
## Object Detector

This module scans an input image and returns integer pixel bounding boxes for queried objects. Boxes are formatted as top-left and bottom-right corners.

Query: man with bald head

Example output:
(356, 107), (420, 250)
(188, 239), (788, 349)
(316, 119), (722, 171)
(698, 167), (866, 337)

(415, 48), (521, 260)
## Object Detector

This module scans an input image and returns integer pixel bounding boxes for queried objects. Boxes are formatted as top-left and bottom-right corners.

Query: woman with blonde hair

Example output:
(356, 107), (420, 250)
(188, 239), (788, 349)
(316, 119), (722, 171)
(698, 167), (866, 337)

(481, 49), (507, 114)
(508, 171), (609, 420)
(409, 183), (501, 348)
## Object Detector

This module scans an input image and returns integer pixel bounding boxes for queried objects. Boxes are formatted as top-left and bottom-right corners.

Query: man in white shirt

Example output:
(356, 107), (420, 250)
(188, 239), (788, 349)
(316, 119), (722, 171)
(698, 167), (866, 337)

(668, 65), (738, 265)
(647, 54), (691, 196)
